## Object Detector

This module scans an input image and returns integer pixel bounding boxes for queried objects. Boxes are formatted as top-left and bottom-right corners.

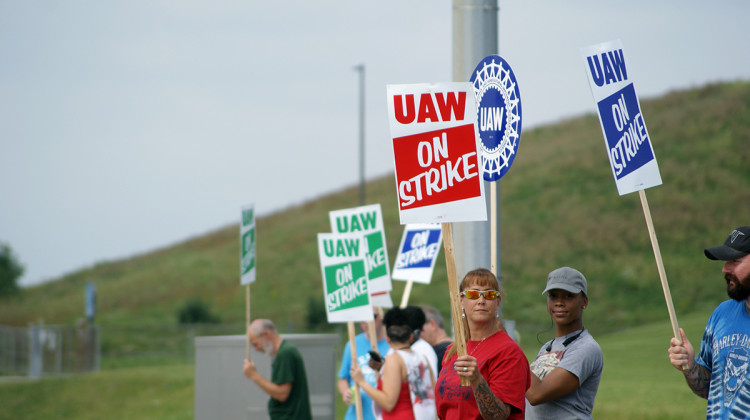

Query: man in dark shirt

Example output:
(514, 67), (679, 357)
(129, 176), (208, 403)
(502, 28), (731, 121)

(242, 319), (312, 420)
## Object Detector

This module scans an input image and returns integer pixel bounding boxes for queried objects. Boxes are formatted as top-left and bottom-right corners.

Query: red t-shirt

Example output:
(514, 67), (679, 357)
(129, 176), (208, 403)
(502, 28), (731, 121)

(435, 330), (530, 420)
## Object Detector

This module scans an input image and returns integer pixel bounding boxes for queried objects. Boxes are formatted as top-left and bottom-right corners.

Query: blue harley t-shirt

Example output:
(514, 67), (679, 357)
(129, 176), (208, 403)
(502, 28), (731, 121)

(697, 299), (750, 419)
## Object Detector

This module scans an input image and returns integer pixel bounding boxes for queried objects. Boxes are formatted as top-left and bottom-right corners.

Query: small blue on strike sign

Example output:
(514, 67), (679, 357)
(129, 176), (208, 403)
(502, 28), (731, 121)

(391, 223), (443, 284)
(580, 39), (662, 195)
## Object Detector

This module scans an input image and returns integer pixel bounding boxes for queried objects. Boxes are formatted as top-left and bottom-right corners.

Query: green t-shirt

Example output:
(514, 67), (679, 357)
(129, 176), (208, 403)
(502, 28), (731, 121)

(268, 340), (312, 420)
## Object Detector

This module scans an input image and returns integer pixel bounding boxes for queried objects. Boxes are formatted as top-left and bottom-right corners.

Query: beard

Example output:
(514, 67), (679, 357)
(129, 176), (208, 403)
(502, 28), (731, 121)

(726, 273), (750, 301)
(257, 338), (274, 355)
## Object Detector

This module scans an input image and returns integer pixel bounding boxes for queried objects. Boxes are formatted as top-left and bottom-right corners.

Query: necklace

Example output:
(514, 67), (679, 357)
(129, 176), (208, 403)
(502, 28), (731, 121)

(468, 330), (496, 355)
(546, 329), (584, 352)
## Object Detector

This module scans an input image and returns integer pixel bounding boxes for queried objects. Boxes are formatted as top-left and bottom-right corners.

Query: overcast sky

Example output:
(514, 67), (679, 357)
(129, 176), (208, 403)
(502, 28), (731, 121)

(1, 1), (748, 287)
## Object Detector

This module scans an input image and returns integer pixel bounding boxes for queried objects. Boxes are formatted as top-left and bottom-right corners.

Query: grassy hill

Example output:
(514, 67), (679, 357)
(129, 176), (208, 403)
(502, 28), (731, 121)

(1, 80), (749, 342)
(0, 310), (711, 420)
(1, 80), (748, 420)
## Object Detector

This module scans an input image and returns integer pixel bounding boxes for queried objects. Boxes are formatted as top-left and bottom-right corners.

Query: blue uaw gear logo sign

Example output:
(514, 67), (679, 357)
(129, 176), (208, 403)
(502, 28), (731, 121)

(470, 55), (522, 182)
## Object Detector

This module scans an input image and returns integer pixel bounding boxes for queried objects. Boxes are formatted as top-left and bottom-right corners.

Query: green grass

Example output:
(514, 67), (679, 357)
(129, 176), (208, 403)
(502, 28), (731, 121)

(0, 365), (194, 420)
(580, 312), (708, 419)
(0, 313), (714, 419)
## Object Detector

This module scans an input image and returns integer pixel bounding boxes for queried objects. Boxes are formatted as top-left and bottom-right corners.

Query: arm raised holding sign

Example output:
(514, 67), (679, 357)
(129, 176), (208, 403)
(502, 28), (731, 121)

(336, 308), (389, 420)
(242, 319), (312, 420)
(667, 225), (750, 416)
(352, 307), (437, 418)
(435, 269), (530, 420)
(668, 328), (709, 399)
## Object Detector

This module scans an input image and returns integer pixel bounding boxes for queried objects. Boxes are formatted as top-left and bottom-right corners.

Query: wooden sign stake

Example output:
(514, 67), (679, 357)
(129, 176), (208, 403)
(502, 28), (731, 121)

(490, 182), (498, 276)
(638, 190), (683, 355)
(442, 222), (470, 386)
(399, 281), (414, 308)
(246, 285), (251, 359)
(367, 321), (377, 351)
(348, 321), (364, 420)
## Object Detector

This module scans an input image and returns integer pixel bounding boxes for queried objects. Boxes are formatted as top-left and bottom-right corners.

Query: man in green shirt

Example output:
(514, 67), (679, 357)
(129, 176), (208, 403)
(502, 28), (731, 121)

(243, 319), (312, 420)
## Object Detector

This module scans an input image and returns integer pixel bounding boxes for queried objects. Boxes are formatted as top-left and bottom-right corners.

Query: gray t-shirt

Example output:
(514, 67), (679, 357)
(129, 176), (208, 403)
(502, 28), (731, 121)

(525, 329), (603, 420)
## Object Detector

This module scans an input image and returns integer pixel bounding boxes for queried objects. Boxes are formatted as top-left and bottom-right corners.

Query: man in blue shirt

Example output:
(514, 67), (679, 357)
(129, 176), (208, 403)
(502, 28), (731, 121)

(337, 307), (389, 420)
(668, 225), (750, 419)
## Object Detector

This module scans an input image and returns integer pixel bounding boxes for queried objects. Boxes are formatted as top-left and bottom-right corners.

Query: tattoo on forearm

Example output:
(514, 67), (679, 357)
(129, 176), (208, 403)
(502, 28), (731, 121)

(685, 363), (710, 399)
(474, 378), (510, 420)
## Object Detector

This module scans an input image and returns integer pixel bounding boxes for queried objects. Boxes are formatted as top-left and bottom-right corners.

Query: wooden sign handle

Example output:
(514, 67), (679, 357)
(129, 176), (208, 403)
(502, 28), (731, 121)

(246, 285), (251, 359)
(367, 321), (377, 351)
(442, 223), (470, 386)
(638, 190), (680, 338)
(490, 182), (498, 276)
(399, 281), (414, 308)
(638, 190), (686, 369)
(348, 321), (364, 420)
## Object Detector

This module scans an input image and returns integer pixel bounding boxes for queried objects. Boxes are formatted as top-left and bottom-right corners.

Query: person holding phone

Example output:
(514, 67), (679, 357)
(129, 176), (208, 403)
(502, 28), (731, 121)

(337, 307), (389, 420)
(352, 307), (436, 420)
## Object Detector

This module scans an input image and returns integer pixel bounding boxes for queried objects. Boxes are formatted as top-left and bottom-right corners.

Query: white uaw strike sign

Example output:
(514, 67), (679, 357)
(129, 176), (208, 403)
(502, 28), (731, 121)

(387, 83), (487, 225)
(581, 39), (662, 196)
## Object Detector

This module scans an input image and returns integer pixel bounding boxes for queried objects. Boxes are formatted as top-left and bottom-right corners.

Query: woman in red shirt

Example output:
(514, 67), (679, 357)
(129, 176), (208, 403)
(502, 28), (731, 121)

(435, 268), (530, 420)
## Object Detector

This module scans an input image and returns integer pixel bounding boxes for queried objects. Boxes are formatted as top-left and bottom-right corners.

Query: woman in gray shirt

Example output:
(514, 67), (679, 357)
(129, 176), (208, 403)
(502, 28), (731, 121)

(525, 267), (603, 420)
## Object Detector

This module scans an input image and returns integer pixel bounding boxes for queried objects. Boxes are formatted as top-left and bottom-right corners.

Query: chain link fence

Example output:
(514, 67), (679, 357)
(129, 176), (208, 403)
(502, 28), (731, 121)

(99, 324), (244, 369)
(0, 322), (99, 377)
(0, 323), (245, 377)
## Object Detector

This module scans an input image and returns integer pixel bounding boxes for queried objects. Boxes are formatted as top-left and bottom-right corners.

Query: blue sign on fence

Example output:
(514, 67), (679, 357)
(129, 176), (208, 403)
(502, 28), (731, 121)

(85, 282), (96, 321)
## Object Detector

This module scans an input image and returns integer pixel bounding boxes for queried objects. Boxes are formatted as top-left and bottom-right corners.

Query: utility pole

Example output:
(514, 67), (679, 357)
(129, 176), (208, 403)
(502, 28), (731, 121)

(452, 0), (501, 284)
(353, 63), (366, 205)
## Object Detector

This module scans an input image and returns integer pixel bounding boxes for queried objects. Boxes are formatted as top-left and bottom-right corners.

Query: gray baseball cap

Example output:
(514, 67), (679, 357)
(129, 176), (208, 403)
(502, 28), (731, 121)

(705, 226), (750, 261)
(542, 267), (587, 296)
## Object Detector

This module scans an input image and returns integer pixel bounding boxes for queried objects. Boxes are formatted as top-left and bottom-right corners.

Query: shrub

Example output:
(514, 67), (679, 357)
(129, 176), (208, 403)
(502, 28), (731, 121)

(305, 296), (327, 330)
(177, 299), (219, 324)
(0, 243), (23, 297)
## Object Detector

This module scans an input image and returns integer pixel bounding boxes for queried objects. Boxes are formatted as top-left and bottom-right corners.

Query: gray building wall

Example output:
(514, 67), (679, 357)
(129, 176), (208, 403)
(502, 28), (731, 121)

(194, 333), (340, 420)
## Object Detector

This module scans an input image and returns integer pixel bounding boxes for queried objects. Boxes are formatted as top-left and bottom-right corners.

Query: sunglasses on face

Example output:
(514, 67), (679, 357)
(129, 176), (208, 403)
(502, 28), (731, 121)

(461, 289), (499, 300)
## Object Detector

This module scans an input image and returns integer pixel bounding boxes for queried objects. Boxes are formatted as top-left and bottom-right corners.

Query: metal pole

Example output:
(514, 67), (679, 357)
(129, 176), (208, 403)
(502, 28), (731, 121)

(29, 322), (41, 378)
(452, 0), (500, 283)
(353, 64), (366, 206)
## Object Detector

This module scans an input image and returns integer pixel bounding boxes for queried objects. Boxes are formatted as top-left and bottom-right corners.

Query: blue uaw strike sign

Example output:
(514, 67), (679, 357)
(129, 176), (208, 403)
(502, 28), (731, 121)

(470, 55), (522, 182)
(391, 223), (443, 284)
(581, 39), (662, 195)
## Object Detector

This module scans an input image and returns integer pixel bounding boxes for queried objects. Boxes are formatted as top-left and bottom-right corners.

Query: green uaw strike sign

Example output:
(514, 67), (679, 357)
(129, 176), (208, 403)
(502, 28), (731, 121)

(329, 204), (392, 296)
(240, 204), (256, 285)
(317, 232), (374, 323)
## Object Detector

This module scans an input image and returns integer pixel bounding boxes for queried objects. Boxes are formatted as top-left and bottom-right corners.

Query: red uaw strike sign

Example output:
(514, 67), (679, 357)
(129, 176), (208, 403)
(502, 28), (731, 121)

(387, 83), (487, 224)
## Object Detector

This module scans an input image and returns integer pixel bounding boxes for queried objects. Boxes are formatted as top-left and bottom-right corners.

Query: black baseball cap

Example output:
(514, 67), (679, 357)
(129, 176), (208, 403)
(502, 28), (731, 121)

(704, 226), (750, 261)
